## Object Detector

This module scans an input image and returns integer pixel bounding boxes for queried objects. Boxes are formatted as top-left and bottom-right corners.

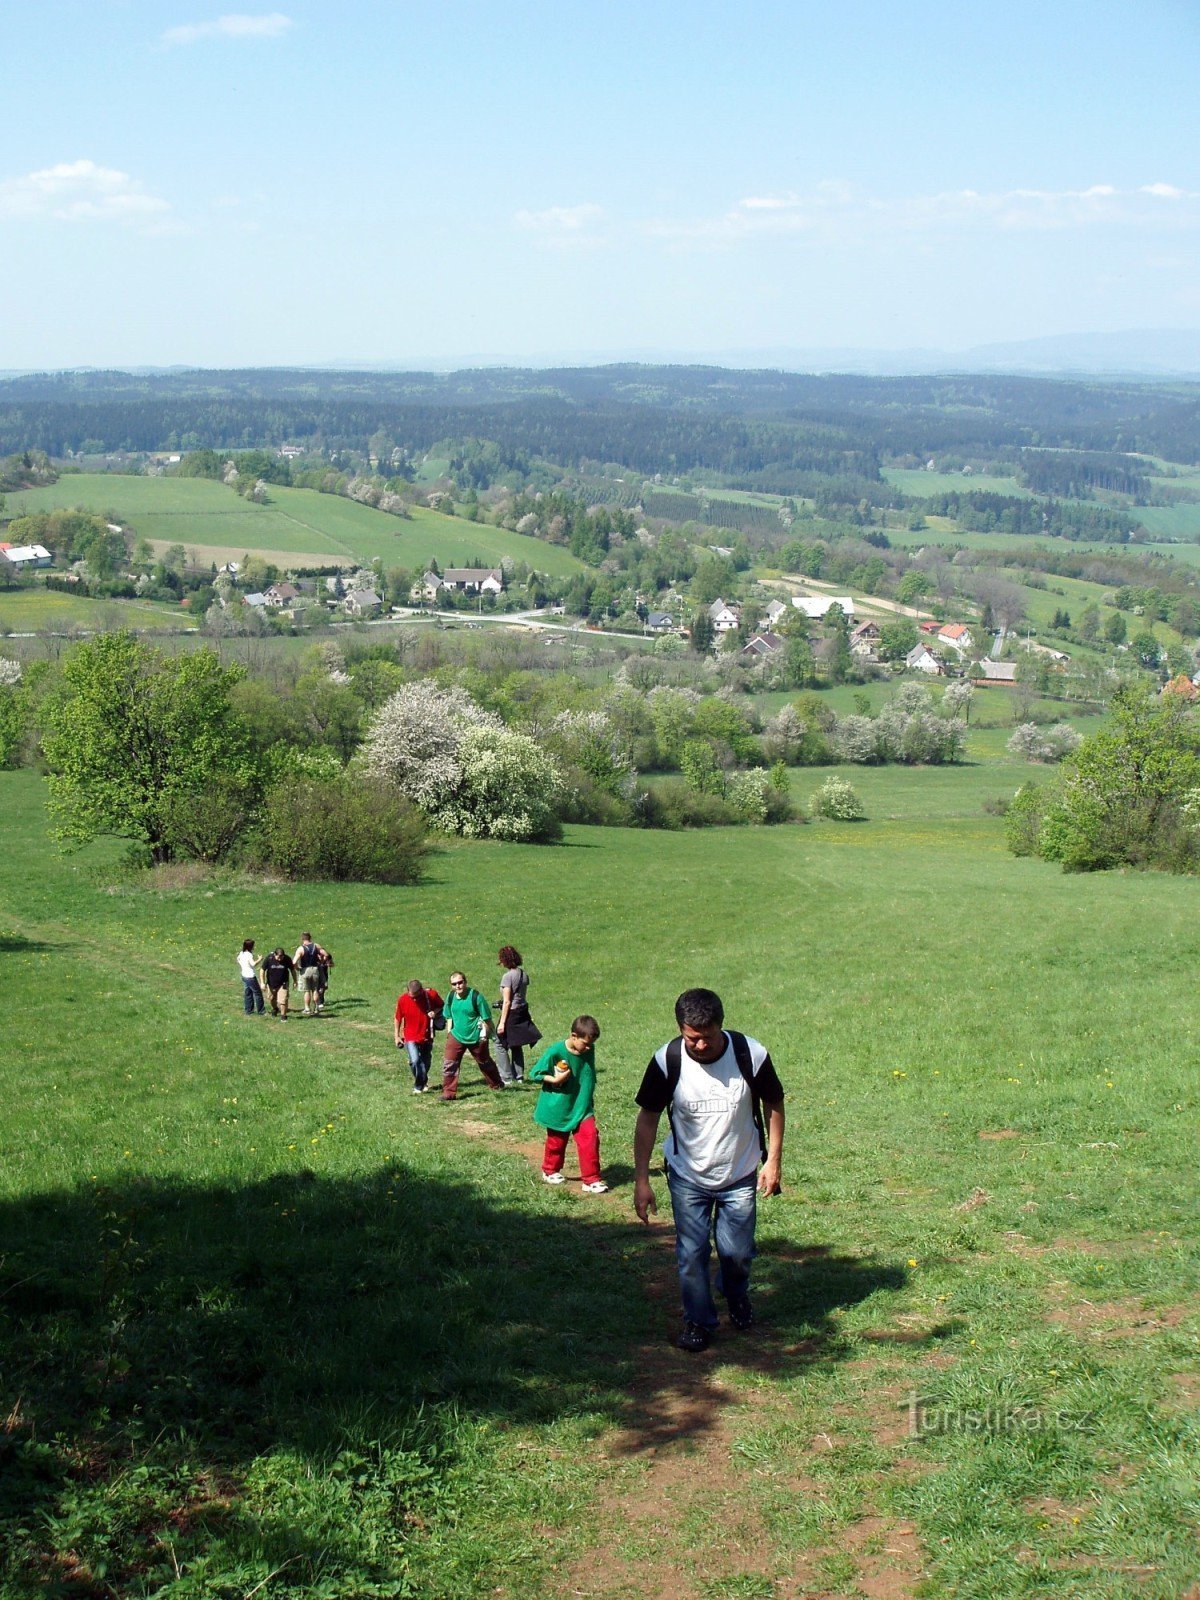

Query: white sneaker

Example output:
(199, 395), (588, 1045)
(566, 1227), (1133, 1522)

(581, 1181), (609, 1194)
(542, 1172), (565, 1185)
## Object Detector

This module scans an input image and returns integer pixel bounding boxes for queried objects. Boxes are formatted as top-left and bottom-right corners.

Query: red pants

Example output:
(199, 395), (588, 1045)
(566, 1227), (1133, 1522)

(542, 1116), (601, 1184)
(441, 1034), (502, 1098)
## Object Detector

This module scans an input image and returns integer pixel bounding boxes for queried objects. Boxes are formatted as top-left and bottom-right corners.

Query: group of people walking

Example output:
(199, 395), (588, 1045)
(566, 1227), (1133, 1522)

(236, 933), (333, 1018)
(234, 931), (787, 1354)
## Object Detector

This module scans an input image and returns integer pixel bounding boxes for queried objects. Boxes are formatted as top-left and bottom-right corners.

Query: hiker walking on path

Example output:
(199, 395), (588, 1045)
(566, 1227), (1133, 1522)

(262, 946), (297, 1018)
(395, 979), (444, 1093)
(633, 987), (785, 1353)
(494, 944), (542, 1086)
(530, 1016), (608, 1192)
(237, 939), (265, 1015)
(316, 945), (334, 1012)
(439, 972), (503, 1099)
(293, 933), (323, 1017)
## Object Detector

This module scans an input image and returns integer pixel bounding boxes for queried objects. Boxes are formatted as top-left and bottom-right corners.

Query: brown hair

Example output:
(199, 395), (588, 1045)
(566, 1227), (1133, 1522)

(242, 939), (255, 953)
(498, 945), (522, 969)
(406, 979), (425, 997)
(569, 1015), (600, 1043)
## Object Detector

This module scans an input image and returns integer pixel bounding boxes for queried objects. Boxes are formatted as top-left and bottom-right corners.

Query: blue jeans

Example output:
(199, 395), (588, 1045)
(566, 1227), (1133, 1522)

(405, 1039), (432, 1089)
(242, 976), (264, 1014)
(665, 1166), (757, 1329)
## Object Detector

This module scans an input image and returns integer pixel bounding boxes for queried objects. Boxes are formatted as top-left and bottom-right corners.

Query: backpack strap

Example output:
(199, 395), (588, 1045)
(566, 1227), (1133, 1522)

(663, 1031), (768, 1164)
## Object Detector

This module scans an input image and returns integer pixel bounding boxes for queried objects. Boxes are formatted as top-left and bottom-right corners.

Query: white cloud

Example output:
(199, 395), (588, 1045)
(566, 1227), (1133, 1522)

(0, 160), (170, 224)
(161, 12), (292, 45)
(649, 181), (1200, 246)
(514, 203), (604, 234)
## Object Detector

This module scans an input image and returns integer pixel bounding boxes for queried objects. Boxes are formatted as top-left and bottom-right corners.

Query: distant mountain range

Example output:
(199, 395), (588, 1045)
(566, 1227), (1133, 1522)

(3, 330), (1200, 382)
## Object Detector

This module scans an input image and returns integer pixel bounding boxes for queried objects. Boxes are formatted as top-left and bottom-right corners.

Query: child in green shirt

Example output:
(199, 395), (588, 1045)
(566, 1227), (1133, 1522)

(529, 1015), (607, 1193)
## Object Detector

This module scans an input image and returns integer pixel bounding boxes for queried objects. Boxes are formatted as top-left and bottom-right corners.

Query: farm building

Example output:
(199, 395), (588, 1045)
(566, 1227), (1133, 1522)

(442, 568), (504, 595)
(792, 595), (855, 619)
(906, 643), (943, 675)
(974, 659), (1018, 685)
(0, 543), (53, 570)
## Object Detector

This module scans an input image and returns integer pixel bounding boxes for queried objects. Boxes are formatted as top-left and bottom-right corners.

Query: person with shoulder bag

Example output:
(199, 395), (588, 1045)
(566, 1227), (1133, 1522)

(439, 971), (503, 1100)
(494, 944), (542, 1086)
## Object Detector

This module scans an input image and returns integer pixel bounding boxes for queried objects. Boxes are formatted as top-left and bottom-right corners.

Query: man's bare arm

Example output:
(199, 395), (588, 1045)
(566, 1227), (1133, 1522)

(633, 1107), (661, 1222)
(759, 1100), (785, 1195)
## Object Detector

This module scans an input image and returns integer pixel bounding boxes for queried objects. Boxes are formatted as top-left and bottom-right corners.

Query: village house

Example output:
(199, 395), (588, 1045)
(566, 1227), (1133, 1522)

(791, 595), (855, 620)
(0, 543), (53, 570)
(762, 599), (788, 629)
(937, 623), (974, 652)
(850, 620), (881, 659)
(411, 571), (448, 603)
(442, 567), (504, 595)
(974, 659), (1018, 685)
(740, 631), (785, 660)
(906, 642), (944, 675)
(919, 619), (942, 635)
(645, 610), (675, 633)
(263, 582), (299, 608)
(708, 598), (741, 632)
(242, 592), (268, 609)
(344, 588), (381, 617)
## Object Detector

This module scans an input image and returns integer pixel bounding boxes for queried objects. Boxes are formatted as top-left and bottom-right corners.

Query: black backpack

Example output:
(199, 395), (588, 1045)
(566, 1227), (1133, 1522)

(662, 1030), (767, 1163)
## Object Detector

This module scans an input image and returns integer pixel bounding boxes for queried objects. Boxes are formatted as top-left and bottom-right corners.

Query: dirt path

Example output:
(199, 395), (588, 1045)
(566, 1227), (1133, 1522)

(455, 1110), (930, 1600)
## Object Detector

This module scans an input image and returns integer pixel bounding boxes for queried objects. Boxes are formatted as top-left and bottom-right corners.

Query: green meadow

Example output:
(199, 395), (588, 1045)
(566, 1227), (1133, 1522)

(2, 739), (1198, 1598)
(6, 476), (585, 577)
(0, 586), (195, 634)
(883, 469), (1032, 498)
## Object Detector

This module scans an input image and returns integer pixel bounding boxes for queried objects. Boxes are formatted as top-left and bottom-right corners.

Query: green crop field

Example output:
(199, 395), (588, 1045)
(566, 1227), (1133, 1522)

(0, 586), (195, 634)
(2, 739), (1198, 1598)
(5, 476), (585, 578)
(1132, 504), (1200, 540)
(884, 469), (1031, 498)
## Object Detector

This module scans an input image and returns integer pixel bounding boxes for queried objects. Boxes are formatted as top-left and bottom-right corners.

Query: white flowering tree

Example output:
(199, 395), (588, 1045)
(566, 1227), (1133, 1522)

(429, 725), (563, 841)
(363, 682), (563, 841)
(361, 681), (500, 815)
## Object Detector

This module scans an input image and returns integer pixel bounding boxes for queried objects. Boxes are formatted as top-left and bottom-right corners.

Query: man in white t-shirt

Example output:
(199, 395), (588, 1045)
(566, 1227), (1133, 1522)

(634, 988), (785, 1352)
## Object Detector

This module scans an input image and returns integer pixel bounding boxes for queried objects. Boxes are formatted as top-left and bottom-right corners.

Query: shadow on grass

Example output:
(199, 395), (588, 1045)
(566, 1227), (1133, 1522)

(0, 1169), (902, 1593)
(0, 932), (60, 954)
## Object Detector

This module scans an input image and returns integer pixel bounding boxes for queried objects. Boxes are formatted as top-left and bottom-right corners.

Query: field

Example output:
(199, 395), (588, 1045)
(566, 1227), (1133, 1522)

(0, 585), (195, 634)
(883, 469), (1032, 498)
(2, 746), (1198, 1599)
(6, 476), (585, 577)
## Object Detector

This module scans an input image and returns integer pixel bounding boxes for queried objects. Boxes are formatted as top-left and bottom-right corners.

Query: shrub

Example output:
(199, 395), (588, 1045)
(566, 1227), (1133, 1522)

(428, 725), (562, 842)
(810, 776), (866, 821)
(640, 778), (739, 829)
(252, 774), (427, 883)
(1005, 685), (1200, 872)
(361, 680), (499, 814)
(1007, 722), (1082, 763)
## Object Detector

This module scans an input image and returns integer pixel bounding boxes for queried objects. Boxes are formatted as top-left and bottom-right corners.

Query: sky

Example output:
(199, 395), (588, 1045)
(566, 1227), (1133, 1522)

(2, 0), (1199, 369)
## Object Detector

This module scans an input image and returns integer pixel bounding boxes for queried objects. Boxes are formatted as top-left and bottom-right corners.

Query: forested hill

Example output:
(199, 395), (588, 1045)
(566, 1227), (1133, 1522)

(1, 365), (1198, 481)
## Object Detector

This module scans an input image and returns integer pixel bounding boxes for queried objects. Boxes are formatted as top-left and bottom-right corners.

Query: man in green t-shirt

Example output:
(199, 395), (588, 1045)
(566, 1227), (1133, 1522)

(440, 972), (503, 1100)
(529, 1015), (608, 1193)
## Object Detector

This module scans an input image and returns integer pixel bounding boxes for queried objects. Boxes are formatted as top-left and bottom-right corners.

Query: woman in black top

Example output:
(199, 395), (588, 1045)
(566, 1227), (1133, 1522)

(495, 944), (541, 1085)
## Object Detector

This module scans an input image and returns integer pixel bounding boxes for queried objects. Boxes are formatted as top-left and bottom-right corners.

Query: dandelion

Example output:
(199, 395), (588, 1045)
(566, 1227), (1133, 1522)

(907, 1258), (918, 1268)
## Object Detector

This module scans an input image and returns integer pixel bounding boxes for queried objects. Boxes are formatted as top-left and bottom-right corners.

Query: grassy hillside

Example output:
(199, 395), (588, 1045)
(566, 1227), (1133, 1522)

(883, 468), (1032, 498)
(0, 587), (195, 633)
(5, 475), (585, 577)
(1, 752), (1198, 1598)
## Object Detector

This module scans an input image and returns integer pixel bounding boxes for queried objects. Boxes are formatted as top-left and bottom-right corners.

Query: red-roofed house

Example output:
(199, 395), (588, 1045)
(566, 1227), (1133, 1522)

(937, 623), (974, 652)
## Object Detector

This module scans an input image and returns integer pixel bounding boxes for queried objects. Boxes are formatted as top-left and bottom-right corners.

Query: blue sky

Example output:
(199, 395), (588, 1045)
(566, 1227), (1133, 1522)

(2, 0), (1198, 367)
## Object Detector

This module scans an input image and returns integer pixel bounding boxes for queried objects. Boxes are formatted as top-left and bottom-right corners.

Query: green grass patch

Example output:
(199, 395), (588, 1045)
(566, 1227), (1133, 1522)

(884, 469), (1031, 498)
(6, 476), (584, 578)
(0, 586), (194, 633)
(1, 760), (1198, 1597)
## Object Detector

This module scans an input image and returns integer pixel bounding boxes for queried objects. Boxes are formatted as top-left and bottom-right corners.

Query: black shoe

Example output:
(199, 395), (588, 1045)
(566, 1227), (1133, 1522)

(728, 1294), (754, 1331)
(676, 1321), (711, 1353)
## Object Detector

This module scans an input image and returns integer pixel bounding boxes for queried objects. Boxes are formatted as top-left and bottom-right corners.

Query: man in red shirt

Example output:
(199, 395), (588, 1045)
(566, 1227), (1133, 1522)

(394, 980), (443, 1093)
